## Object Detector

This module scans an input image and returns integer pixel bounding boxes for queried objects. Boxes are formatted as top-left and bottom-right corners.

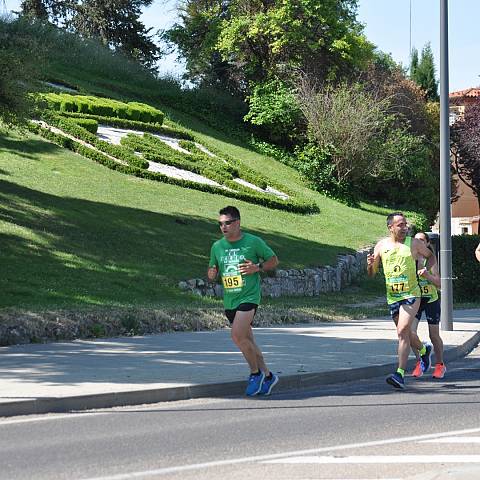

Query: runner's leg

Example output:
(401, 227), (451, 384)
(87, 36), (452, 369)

(397, 298), (420, 370)
(231, 309), (260, 373)
(245, 325), (270, 377)
(429, 324), (444, 364)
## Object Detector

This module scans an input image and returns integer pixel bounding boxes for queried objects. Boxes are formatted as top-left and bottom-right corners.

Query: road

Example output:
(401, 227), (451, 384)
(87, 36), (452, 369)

(1, 347), (480, 480)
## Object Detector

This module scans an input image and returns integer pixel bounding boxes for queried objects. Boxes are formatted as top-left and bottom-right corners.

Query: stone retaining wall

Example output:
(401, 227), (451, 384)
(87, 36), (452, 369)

(179, 247), (372, 298)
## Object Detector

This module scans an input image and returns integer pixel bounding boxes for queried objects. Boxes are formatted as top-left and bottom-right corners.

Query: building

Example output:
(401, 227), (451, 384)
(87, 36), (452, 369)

(448, 87), (480, 235)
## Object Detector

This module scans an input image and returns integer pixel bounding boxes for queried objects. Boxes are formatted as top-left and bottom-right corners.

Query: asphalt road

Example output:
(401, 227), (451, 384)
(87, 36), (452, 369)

(1, 347), (480, 480)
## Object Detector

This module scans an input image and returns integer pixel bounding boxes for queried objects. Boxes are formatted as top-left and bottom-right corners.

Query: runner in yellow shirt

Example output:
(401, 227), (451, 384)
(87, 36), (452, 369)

(367, 212), (438, 389)
(410, 232), (446, 379)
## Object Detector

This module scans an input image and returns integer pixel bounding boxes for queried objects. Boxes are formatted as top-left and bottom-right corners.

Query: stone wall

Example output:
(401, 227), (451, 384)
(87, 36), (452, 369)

(178, 247), (371, 298)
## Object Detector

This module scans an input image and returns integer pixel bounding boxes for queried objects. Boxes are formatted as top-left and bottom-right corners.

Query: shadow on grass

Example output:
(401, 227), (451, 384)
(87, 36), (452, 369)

(0, 178), (350, 309)
(0, 133), (61, 160)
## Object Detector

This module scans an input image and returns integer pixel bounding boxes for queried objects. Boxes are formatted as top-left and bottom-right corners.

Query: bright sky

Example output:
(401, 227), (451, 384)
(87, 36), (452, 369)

(3, 0), (479, 92)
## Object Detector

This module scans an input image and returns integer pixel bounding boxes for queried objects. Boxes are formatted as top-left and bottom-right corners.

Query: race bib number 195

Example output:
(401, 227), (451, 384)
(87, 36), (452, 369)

(222, 275), (243, 289)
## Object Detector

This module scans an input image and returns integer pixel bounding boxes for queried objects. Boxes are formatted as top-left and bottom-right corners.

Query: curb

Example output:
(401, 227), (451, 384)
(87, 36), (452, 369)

(1, 331), (479, 418)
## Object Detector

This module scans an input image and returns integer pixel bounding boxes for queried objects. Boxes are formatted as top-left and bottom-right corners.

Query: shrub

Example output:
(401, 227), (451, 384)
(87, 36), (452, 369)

(452, 234), (480, 302)
(295, 142), (357, 205)
(37, 93), (164, 125)
(71, 118), (98, 134)
(58, 112), (193, 139)
(244, 78), (303, 145)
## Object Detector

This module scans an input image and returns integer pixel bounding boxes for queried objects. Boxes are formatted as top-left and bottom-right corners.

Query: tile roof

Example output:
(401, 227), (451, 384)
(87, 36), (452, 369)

(450, 87), (480, 98)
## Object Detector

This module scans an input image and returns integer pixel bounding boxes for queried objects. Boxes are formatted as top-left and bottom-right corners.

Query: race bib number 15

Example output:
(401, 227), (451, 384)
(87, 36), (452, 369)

(222, 275), (243, 289)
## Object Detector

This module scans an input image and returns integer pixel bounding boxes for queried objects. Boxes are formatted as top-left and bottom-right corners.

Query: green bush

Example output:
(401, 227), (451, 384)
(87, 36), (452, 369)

(38, 93), (164, 125)
(295, 142), (357, 205)
(71, 118), (99, 134)
(244, 78), (303, 146)
(452, 234), (480, 302)
(56, 112), (192, 138)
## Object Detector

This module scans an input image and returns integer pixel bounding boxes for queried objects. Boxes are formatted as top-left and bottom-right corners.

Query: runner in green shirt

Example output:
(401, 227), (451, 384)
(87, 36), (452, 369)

(367, 212), (438, 389)
(207, 206), (279, 396)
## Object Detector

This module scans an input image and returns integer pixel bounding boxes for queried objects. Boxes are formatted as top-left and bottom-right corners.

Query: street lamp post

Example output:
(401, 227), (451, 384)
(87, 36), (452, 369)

(439, 0), (453, 331)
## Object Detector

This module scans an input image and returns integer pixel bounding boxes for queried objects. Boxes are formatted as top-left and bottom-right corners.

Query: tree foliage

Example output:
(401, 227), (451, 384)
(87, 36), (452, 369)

(20, 0), (159, 69)
(164, 0), (374, 94)
(409, 42), (439, 102)
(450, 103), (480, 211)
(243, 78), (303, 145)
(296, 73), (439, 219)
(0, 17), (46, 125)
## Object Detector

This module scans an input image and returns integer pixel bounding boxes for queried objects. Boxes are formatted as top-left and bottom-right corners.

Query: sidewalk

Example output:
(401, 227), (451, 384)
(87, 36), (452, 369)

(0, 309), (478, 418)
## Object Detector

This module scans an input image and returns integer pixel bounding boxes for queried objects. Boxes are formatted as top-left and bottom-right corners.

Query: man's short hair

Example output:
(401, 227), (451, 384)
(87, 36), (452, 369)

(219, 206), (240, 220)
(386, 212), (405, 227)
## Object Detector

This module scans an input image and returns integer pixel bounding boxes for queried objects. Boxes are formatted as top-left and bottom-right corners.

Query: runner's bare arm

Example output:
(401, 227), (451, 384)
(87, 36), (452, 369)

(239, 256), (279, 275)
(367, 243), (381, 277)
(418, 265), (441, 288)
(414, 238), (437, 270)
(207, 266), (218, 281)
(476, 243), (480, 262)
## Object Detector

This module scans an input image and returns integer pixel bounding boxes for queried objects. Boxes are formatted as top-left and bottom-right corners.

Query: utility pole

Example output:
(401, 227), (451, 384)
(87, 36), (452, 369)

(439, 0), (454, 331)
(409, 0), (412, 60)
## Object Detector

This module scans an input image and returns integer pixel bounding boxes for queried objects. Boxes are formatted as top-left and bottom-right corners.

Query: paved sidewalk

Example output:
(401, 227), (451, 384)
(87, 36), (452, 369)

(0, 309), (478, 417)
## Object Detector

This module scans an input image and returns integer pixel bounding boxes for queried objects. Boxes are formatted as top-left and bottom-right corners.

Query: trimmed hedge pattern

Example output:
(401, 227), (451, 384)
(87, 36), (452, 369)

(40, 112), (148, 169)
(29, 121), (318, 213)
(58, 111), (194, 140)
(70, 118), (98, 134)
(37, 93), (164, 124)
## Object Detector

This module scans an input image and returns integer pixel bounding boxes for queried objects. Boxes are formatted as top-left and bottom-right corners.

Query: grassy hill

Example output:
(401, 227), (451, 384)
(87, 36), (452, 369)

(0, 23), (394, 319)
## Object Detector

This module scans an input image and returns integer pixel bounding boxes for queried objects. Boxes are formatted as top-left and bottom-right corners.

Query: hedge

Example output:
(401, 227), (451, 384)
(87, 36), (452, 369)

(38, 93), (164, 125)
(57, 112), (194, 139)
(29, 121), (318, 214)
(70, 118), (98, 134)
(40, 112), (148, 169)
(452, 234), (480, 302)
(38, 94), (305, 204)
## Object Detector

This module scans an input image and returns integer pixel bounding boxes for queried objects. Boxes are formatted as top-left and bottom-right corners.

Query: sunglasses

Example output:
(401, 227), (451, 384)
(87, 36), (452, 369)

(218, 219), (239, 227)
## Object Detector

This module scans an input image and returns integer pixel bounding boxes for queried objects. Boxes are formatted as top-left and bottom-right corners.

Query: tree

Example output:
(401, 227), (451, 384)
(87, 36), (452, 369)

(162, 0), (234, 90)
(410, 42), (439, 102)
(19, 0), (159, 69)
(0, 17), (46, 125)
(450, 103), (480, 213)
(164, 0), (374, 94)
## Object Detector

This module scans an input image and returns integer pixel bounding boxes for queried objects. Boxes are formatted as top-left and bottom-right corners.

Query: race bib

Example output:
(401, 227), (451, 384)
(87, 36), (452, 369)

(222, 274), (243, 289)
(387, 276), (409, 294)
(420, 282), (433, 297)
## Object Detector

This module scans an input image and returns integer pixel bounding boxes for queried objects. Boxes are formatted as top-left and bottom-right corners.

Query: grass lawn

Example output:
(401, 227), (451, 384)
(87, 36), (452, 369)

(0, 127), (390, 311)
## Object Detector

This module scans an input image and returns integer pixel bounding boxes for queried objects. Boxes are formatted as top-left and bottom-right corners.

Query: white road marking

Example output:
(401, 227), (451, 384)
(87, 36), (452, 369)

(263, 455), (480, 464)
(420, 436), (480, 443)
(79, 426), (480, 480)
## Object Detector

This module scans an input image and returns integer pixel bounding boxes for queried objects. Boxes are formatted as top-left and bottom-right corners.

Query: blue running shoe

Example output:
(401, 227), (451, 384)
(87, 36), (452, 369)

(420, 343), (433, 372)
(259, 373), (279, 396)
(245, 372), (265, 396)
(386, 372), (405, 389)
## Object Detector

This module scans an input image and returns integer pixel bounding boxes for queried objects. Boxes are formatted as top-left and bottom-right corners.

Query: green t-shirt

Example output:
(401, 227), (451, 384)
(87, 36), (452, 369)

(209, 232), (276, 310)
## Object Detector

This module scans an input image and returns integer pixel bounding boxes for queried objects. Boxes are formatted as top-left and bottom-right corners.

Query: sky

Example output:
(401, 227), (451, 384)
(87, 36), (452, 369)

(3, 0), (479, 92)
